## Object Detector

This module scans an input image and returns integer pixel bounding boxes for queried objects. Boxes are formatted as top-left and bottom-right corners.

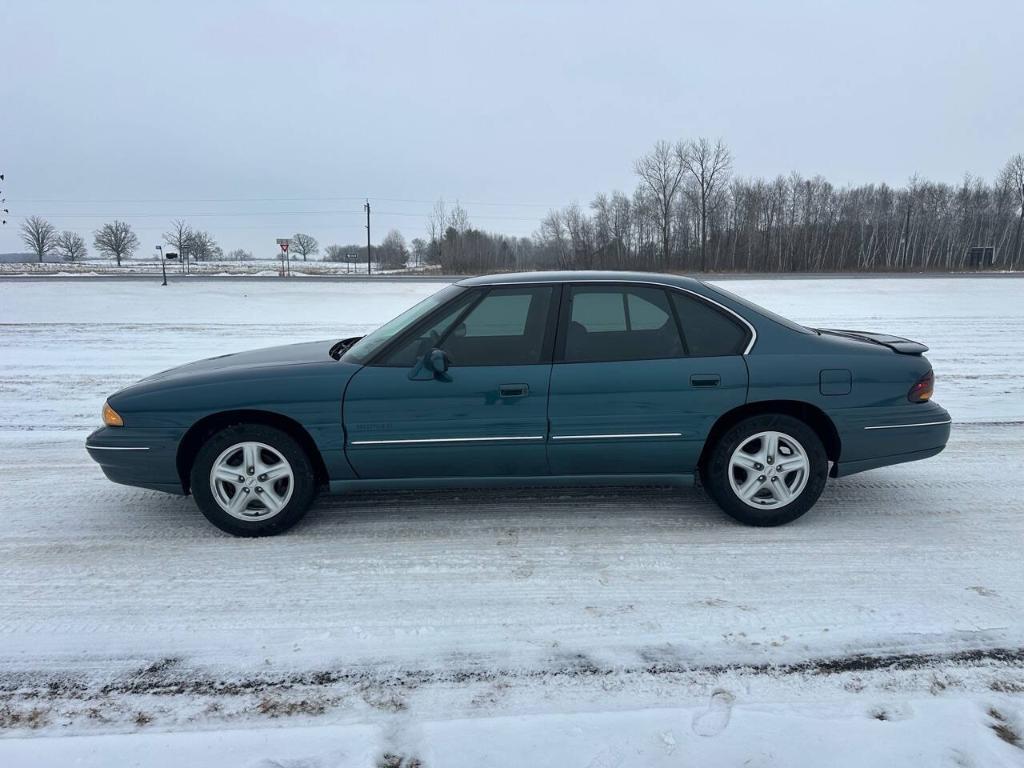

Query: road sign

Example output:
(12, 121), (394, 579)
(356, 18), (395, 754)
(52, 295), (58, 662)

(276, 238), (290, 253)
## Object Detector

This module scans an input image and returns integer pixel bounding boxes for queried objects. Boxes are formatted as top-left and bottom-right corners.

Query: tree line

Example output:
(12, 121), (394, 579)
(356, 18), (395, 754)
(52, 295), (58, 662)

(425, 142), (1024, 273)
(16, 215), (417, 271)
(15, 143), (1024, 273)
(17, 216), (282, 267)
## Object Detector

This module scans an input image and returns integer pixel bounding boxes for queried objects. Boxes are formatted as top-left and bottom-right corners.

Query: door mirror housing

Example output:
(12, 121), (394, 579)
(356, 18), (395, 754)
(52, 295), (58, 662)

(407, 347), (450, 381)
(427, 348), (450, 373)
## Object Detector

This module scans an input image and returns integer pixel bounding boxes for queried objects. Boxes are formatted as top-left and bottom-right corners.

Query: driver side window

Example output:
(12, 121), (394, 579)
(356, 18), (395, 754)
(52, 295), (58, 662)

(379, 286), (554, 367)
(379, 292), (477, 368)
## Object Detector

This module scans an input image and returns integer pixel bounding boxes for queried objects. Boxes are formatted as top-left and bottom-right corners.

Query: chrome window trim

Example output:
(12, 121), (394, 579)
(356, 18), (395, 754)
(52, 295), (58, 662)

(551, 432), (683, 440)
(464, 278), (757, 355)
(350, 436), (545, 446)
(86, 445), (150, 451)
(863, 419), (952, 431)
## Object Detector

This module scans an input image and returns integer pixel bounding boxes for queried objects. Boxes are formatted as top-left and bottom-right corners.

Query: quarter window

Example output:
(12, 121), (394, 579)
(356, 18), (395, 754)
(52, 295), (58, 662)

(670, 292), (748, 356)
(563, 285), (683, 362)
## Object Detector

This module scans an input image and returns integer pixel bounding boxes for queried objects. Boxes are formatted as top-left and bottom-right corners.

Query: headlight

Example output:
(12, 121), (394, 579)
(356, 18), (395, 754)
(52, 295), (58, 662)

(102, 401), (124, 427)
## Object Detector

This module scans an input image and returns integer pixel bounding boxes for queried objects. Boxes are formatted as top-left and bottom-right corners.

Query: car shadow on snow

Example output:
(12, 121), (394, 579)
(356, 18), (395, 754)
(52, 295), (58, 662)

(106, 469), (952, 540)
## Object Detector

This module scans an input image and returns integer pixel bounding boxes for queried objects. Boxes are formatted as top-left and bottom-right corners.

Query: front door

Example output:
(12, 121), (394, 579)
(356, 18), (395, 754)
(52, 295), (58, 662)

(344, 285), (557, 479)
(547, 283), (749, 476)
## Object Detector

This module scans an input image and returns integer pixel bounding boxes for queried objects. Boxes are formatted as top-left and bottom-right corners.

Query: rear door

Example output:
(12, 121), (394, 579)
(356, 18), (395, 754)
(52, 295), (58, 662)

(343, 285), (557, 479)
(547, 283), (749, 476)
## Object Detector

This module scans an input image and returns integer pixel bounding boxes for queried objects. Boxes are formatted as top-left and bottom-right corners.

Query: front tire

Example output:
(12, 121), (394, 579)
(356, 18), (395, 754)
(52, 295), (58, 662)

(190, 424), (316, 536)
(703, 414), (828, 526)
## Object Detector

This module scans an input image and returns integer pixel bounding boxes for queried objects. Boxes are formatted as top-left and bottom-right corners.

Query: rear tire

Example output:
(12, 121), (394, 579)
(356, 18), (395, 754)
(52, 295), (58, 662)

(703, 414), (828, 526)
(190, 424), (316, 537)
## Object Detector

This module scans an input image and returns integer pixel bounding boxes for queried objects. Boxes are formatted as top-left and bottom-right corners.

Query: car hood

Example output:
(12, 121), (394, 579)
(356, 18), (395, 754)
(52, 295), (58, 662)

(141, 339), (338, 383)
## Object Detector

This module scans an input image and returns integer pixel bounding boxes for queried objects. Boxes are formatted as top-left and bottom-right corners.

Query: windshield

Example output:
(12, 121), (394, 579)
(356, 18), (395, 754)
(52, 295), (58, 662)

(701, 282), (814, 335)
(342, 284), (465, 364)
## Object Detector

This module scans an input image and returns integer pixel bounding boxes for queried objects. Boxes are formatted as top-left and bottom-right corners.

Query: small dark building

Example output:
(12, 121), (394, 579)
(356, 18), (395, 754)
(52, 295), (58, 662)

(967, 246), (995, 269)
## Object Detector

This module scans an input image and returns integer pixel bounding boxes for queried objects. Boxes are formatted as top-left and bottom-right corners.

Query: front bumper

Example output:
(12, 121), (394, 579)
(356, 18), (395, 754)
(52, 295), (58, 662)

(86, 426), (186, 494)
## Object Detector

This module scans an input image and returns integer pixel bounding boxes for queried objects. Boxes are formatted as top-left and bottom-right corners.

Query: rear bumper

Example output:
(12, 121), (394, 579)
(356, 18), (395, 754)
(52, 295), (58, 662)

(832, 401), (951, 478)
(833, 444), (946, 478)
(85, 426), (186, 494)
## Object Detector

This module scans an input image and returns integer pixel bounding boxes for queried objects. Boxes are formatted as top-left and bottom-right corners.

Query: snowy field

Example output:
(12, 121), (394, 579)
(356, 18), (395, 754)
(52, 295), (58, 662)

(1, 277), (1022, 766)
(0, 258), (435, 278)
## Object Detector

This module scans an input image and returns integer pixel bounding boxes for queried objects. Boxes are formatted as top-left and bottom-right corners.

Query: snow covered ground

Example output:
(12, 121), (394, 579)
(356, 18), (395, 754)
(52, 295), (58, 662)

(1, 277), (1022, 766)
(0, 258), (438, 278)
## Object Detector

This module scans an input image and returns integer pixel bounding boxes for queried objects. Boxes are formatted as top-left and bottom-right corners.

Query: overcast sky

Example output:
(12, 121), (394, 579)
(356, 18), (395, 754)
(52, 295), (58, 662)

(2, 0), (1021, 258)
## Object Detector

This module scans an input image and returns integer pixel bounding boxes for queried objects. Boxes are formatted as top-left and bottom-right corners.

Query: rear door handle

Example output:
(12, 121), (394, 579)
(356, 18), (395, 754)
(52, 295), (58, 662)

(690, 374), (721, 387)
(499, 383), (529, 397)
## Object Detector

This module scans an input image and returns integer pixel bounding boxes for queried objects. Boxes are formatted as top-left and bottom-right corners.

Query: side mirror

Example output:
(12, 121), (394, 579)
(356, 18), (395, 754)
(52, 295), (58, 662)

(427, 348), (450, 373)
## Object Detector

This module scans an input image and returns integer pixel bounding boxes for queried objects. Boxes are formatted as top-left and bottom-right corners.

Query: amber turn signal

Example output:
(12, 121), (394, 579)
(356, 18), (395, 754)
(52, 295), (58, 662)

(102, 401), (124, 427)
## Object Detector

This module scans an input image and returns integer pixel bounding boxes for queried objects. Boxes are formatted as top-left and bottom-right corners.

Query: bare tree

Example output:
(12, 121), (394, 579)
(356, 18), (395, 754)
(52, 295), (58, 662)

(680, 138), (733, 271)
(93, 221), (139, 266)
(188, 231), (221, 261)
(634, 140), (685, 267)
(291, 233), (319, 261)
(162, 219), (194, 272)
(410, 237), (428, 267)
(564, 202), (595, 268)
(1000, 154), (1024, 267)
(447, 202), (470, 233)
(538, 209), (570, 268)
(54, 231), (87, 262)
(20, 216), (57, 262)
(378, 229), (409, 269)
(226, 248), (252, 261)
(427, 198), (447, 264)
(441, 203), (471, 271)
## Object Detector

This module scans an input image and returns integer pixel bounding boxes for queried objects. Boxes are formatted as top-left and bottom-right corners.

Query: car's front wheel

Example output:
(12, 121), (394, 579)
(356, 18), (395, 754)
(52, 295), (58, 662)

(190, 424), (316, 536)
(703, 414), (828, 526)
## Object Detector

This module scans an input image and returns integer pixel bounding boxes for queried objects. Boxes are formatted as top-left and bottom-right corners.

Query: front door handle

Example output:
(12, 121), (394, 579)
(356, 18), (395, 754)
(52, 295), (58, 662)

(690, 374), (721, 387)
(499, 383), (529, 398)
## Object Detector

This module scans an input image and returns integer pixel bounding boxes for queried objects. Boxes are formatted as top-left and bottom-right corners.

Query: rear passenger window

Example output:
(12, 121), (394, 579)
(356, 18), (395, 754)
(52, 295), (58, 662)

(671, 292), (748, 356)
(571, 292), (626, 332)
(564, 286), (683, 362)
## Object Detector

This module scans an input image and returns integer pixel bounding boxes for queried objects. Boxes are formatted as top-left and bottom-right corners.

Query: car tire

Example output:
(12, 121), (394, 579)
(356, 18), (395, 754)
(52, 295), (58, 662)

(703, 414), (828, 526)
(190, 423), (317, 537)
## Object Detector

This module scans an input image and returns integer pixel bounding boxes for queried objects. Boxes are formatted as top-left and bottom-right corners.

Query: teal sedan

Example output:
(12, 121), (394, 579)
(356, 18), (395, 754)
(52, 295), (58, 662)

(87, 272), (951, 536)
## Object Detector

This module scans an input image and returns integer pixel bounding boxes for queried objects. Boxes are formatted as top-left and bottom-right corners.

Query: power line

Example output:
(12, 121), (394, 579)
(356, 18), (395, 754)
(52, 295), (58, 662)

(9, 194), (559, 208)
(26, 209), (542, 222)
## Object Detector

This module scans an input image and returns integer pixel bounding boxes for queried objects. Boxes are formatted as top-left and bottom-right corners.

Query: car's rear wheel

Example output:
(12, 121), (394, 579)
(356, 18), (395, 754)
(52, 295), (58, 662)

(703, 414), (828, 526)
(190, 424), (316, 536)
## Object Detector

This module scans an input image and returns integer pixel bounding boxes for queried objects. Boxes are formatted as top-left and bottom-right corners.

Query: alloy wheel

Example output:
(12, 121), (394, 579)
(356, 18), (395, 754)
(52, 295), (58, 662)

(209, 441), (294, 521)
(727, 430), (810, 509)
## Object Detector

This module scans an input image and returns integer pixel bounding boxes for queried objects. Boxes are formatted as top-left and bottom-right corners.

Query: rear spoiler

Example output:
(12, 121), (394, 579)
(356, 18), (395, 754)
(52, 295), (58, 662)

(817, 328), (928, 355)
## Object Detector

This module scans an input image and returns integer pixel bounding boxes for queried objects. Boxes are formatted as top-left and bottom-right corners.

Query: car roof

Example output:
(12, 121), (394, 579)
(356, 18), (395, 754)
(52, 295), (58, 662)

(455, 270), (706, 289)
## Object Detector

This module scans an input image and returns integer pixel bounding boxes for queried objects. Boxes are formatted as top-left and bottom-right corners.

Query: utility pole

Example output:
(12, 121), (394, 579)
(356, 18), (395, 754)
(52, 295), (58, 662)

(364, 199), (372, 275)
(0, 172), (8, 225)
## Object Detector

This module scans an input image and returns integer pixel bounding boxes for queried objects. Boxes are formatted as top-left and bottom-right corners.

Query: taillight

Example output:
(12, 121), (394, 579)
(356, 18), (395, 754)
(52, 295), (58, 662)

(908, 370), (934, 402)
